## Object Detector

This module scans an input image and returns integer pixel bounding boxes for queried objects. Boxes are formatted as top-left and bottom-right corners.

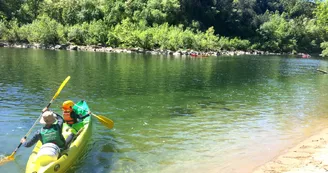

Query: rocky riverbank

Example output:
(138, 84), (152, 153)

(0, 42), (296, 57)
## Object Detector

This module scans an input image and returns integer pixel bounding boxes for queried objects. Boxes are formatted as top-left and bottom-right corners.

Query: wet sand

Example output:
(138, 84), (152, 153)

(252, 128), (328, 173)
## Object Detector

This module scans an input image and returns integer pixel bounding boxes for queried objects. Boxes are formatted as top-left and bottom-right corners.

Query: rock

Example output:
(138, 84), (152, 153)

(69, 45), (78, 50)
(55, 44), (68, 50)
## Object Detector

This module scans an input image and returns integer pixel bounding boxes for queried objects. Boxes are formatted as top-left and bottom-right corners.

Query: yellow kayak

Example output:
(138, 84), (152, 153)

(25, 100), (92, 173)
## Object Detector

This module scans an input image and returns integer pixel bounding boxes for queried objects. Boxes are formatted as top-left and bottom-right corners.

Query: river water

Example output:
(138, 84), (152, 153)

(0, 47), (328, 173)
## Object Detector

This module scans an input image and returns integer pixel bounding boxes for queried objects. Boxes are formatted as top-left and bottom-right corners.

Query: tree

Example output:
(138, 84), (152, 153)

(280, 0), (316, 19)
(0, 0), (23, 20)
(257, 12), (297, 52)
(18, 0), (43, 23)
(315, 1), (328, 57)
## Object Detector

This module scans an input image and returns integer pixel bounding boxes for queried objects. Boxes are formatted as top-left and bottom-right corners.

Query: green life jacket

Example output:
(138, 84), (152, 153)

(40, 124), (65, 148)
(68, 121), (85, 134)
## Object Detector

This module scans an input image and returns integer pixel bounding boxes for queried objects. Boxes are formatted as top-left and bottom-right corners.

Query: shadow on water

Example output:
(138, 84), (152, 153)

(168, 106), (196, 117)
(197, 100), (234, 111)
(167, 99), (235, 117)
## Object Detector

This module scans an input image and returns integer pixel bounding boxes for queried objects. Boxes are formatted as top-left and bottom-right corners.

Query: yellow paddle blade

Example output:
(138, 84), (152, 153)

(92, 114), (114, 129)
(0, 152), (15, 166)
(52, 76), (71, 101)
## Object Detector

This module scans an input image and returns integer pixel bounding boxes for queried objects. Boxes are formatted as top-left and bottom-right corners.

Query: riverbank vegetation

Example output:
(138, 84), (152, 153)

(0, 0), (327, 56)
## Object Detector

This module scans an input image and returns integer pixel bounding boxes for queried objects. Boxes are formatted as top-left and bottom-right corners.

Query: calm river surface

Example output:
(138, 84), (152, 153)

(0, 47), (328, 173)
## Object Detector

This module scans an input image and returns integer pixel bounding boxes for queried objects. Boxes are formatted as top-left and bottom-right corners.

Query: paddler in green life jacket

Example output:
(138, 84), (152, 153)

(61, 100), (90, 146)
(20, 111), (67, 149)
(62, 100), (90, 133)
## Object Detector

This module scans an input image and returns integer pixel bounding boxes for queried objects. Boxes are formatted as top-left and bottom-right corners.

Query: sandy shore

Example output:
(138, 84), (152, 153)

(252, 128), (328, 173)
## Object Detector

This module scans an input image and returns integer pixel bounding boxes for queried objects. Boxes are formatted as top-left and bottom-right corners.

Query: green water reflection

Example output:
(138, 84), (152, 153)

(0, 47), (328, 173)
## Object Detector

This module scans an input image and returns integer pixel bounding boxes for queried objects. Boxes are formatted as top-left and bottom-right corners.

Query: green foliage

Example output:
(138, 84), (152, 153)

(165, 25), (183, 50)
(105, 21), (220, 51)
(103, 0), (126, 26)
(24, 15), (65, 44)
(16, 0), (43, 23)
(85, 20), (108, 45)
(294, 18), (323, 53)
(217, 37), (230, 50)
(0, 20), (7, 40)
(18, 24), (30, 42)
(40, 0), (104, 25)
(138, 29), (155, 50)
(217, 36), (250, 51)
(144, 0), (180, 25)
(180, 28), (195, 49)
(151, 23), (170, 49)
(112, 18), (140, 48)
(281, 0), (316, 18)
(107, 31), (120, 48)
(77, 1), (103, 23)
(0, 0), (23, 21)
(0, 19), (21, 42)
(315, 1), (328, 31)
(194, 28), (215, 51)
(202, 27), (219, 50)
(0, 0), (326, 54)
(314, 1), (328, 56)
(61, 0), (81, 25)
(67, 24), (88, 45)
(321, 42), (328, 57)
(230, 38), (251, 51)
(41, 0), (64, 24)
(257, 12), (297, 52)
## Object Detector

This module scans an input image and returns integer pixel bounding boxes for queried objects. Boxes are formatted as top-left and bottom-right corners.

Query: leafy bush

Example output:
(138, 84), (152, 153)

(138, 29), (154, 50)
(18, 24), (30, 42)
(230, 38), (251, 51)
(2, 19), (21, 43)
(180, 28), (195, 49)
(67, 24), (87, 45)
(112, 19), (141, 48)
(86, 20), (108, 45)
(107, 30), (120, 47)
(0, 20), (7, 40)
(151, 23), (170, 49)
(25, 15), (64, 44)
(217, 36), (250, 51)
(321, 42), (328, 57)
